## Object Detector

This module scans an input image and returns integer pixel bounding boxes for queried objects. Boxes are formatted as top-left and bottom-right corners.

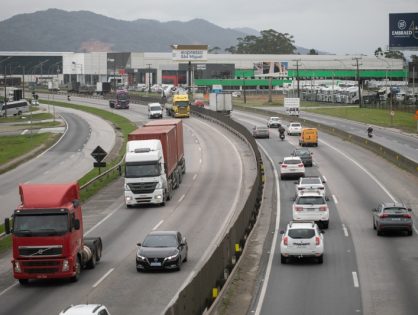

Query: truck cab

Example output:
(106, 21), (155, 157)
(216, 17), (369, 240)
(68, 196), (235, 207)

(166, 94), (190, 118)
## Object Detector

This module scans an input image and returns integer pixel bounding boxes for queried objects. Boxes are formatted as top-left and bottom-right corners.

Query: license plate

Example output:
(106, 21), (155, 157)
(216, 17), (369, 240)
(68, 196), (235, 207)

(391, 218), (401, 221)
(150, 262), (161, 267)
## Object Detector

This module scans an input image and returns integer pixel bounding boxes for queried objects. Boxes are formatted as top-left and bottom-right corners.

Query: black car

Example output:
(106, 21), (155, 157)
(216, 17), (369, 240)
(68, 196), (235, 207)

(136, 231), (188, 271)
(291, 148), (313, 167)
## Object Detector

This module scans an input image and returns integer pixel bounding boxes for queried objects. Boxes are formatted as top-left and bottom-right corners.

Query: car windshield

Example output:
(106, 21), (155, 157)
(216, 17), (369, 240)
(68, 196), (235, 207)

(290, 123), (301, 127)
(288, 229), (315, 239)
(383, 207), (408, 214)
(125, 162), (160, 177)
(142, 234), (178, 247)
(270, 118), (279, 121)
(301, 178), (321, 185)
(297, 196), (325, 205)
(284, 159), (301, 165)
(150, 106), (161, 111)
(13, 213), (69, 236)
(256, 127), (268, 131)
(294, 150), (310, 157)
(176, 101), (189, 107)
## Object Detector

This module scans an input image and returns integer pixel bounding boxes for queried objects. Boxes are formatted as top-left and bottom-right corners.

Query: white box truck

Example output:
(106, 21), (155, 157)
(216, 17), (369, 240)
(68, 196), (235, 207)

(209, 93), (232, 115)
(284, 98), (300, 116)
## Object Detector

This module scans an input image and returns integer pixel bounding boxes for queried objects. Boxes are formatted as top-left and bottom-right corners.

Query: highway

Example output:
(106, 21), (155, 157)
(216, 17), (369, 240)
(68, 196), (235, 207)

(232, 110), (418, 315)
(0, 96), (256, 314)
(261, 106), (418, 163)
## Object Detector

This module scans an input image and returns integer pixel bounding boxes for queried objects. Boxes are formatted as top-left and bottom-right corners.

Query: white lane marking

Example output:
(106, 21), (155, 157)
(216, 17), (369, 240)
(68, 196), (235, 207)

(352, 271), (360, 288)
(0, 282), (18, 297)
(92, 268), (114, 288)
(332, 194), (338, 204)
(84, 207), (119, 236)
(342, 224), (349, 237)
(199, 159), (202, 164)
(320, 138), (397, 202)
(193, 174), (197, 181)
(178, 194), (185, 203)
(152, 220), (164, 231)
(320, 138), (418, 234)
(198, 147), (202, 151)
(254, 144), (281, 315)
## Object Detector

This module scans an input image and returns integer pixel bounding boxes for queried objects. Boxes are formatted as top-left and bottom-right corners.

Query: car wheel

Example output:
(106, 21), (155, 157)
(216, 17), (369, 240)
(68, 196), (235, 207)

(183, 252), (188, 262)
(280, 255), (287, 264)
(377, 229), (383, 236)
(407, 230), (413, 236)
(177, 258), (182, 271)
(136, 266), (141, 272)
(18, 279), (29, 285)
(322, 221), (329, 229)
(317, 255), (323, 264)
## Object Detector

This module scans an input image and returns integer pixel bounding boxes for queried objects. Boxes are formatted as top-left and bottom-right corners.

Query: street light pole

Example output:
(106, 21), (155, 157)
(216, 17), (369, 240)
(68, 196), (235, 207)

(352, 57), (362, 107)
(243, 77), (247, 104)
(147, 64), (151, 93)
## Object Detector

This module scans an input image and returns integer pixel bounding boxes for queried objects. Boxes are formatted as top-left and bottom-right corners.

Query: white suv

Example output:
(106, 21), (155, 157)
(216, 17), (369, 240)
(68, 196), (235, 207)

(287, 122), (302, 135)
(59, 304), (111, 315)
(293, 191), (329, 228)
(280, 221), (324, 264)
(295, 176), (327, 199)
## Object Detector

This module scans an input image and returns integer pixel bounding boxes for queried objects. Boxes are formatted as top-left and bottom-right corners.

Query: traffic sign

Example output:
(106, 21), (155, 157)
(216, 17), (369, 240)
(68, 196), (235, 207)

(91, 146), (107, 163)
(93, 162), (106, 168)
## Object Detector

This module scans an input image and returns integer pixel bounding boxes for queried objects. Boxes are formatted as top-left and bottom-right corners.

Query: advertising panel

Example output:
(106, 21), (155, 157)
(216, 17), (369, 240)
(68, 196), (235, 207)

(172, 45), (208, 61)
(389, 13), (418, 50)
(254, 61), (288, 77)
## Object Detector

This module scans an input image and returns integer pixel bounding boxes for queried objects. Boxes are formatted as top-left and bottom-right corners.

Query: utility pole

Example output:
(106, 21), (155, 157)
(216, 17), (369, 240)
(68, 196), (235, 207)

(353, 57), (363, 107)
(268, 76), (273, 103)
(3, 64), (7, 117)
(187, 61), (192, 94)
(293, 59), (301, 98)
(147, 64), (151, 93)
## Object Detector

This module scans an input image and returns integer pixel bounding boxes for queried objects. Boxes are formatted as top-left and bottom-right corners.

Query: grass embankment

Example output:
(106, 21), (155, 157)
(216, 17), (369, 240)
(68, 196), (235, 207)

(0, 100), (137, 255)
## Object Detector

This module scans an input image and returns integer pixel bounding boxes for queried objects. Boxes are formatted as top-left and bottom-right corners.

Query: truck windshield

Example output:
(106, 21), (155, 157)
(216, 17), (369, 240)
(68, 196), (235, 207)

(117, 93), (129, 101)
(125, 162), (160, 178)
(175, 101), (189, 107)
(13, 213), (69, 236)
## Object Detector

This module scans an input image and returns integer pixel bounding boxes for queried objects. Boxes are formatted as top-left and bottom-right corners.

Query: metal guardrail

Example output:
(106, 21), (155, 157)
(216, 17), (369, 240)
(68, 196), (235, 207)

(164, 106), (263, 315)
(234, 105), (418, 177)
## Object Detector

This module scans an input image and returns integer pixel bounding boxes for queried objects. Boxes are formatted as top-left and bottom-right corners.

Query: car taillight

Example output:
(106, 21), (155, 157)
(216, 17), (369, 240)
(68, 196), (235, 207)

(281, 164), (287, 168)
(295, 206), (303, 212)
(315, 236), (320, 245)
(283, 236), (288, 245)
(298, 163), (304, 167)
(379, 213), (389, 218)
(319, 206), (327, 211)
(403, 213), (412, 218)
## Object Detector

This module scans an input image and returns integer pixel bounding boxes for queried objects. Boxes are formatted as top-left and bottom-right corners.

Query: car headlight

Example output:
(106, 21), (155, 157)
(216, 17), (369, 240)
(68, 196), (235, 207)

(165, 251), (179, 261)
(136, 253), (147, 261)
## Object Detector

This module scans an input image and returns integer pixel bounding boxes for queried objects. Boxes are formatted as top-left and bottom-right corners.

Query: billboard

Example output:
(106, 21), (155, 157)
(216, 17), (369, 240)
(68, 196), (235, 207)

(389, 13), (418, 50)
(253, 61), (288, 77)
(171, 44), (208, 61)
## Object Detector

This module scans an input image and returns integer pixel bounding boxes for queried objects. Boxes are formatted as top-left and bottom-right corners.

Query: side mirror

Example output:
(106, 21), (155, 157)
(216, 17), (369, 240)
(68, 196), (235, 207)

(320, 230), (325, 234)
(279, 230), (285, 234)
(325, 196), (330, 201)
(407, 208), (412, 212)
(4, 218), (11, 234)
(181, 236), (187, 245)
(279, 162), (283, 165)
(74, 219), (80, 230)
(137, 242), (142, 247)
(372, 208), (377, 212)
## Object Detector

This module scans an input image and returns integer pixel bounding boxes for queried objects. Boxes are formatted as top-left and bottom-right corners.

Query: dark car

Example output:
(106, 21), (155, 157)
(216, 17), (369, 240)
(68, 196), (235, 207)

(372, 202), (413, 236)
(291, 148), (313, 167)
(136, 231), (188, 271)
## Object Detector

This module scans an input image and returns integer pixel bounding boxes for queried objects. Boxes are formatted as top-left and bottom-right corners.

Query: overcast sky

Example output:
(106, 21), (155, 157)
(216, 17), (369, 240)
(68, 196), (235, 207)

(1, 0), (417, 55)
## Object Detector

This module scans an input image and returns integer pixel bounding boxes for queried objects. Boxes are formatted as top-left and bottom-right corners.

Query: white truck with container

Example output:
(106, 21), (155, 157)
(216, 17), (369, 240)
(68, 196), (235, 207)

(209, 92), (232, 115)
(124, 120), (185, 207)
(284, 98), (300, 116)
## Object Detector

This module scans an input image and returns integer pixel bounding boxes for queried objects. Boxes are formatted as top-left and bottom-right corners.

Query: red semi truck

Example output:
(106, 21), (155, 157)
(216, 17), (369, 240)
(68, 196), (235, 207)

(109, 89), (129, 109)
(4, 183), (102, 285)
(124, 123), (185, 207)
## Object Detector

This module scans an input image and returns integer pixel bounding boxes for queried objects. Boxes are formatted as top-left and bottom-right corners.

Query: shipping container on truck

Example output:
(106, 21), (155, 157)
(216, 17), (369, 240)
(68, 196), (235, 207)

(144, 119), (186, 175)
(4, 183), (102, 285)
(128, 125), (178, 180)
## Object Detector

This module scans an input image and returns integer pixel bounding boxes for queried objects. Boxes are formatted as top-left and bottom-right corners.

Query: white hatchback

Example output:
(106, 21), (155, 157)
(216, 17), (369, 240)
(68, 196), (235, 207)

(59, 304), (111, 315)
(287, 122), (302, 135)
(279, 157), (305, 179)
(280, 221), (324, 264)
(292, 190), (329, 228)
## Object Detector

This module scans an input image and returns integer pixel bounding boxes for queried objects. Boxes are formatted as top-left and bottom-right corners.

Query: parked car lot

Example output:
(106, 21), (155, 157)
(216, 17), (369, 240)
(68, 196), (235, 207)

(136, 231), (188, 271)
(280, 221), (324, 264)
(279, 156), (305, 179)
(252, 126), (270, 138)
(372, 202), (413, 236)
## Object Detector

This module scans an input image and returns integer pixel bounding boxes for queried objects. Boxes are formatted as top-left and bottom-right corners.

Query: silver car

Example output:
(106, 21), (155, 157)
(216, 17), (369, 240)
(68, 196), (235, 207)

(252, 126), (270, 138)
(372, 202), (413, 236)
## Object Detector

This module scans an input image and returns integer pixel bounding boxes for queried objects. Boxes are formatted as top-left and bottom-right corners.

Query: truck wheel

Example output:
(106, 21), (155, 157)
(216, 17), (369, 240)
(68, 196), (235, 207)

(87, 252), (97, 269)
(70, 257), (81, 282)
(18, 279), (29, 285)
(96, 241), (102, 262)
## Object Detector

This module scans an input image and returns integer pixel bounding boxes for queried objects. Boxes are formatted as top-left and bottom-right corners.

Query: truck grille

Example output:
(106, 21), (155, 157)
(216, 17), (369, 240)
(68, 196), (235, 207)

(128, 182), (158, 194)
(135, 197), (153, 203)
(178, 108), (188, 114)
(25, 268), (59, 274)
(19, 245), (62, 257)
(20, 259), (61, 274)
(22, 261), (60, 267)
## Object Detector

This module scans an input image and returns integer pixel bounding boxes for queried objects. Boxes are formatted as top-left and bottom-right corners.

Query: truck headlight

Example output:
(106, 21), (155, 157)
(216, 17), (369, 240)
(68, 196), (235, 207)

(14, 261), (22, 273)
(62, 259), (69, 272)
(124, 184), (131, 191)
(155, 181), (162, 189)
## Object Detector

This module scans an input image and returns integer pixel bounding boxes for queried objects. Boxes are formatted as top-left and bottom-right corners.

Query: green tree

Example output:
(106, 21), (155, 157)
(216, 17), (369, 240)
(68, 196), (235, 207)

(410, 54), (418, 63)
(230, 29), (296, 54)
(308, 49), (318, 55)
(209, 46), (221, 54)
(374, 47), (405, 61)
